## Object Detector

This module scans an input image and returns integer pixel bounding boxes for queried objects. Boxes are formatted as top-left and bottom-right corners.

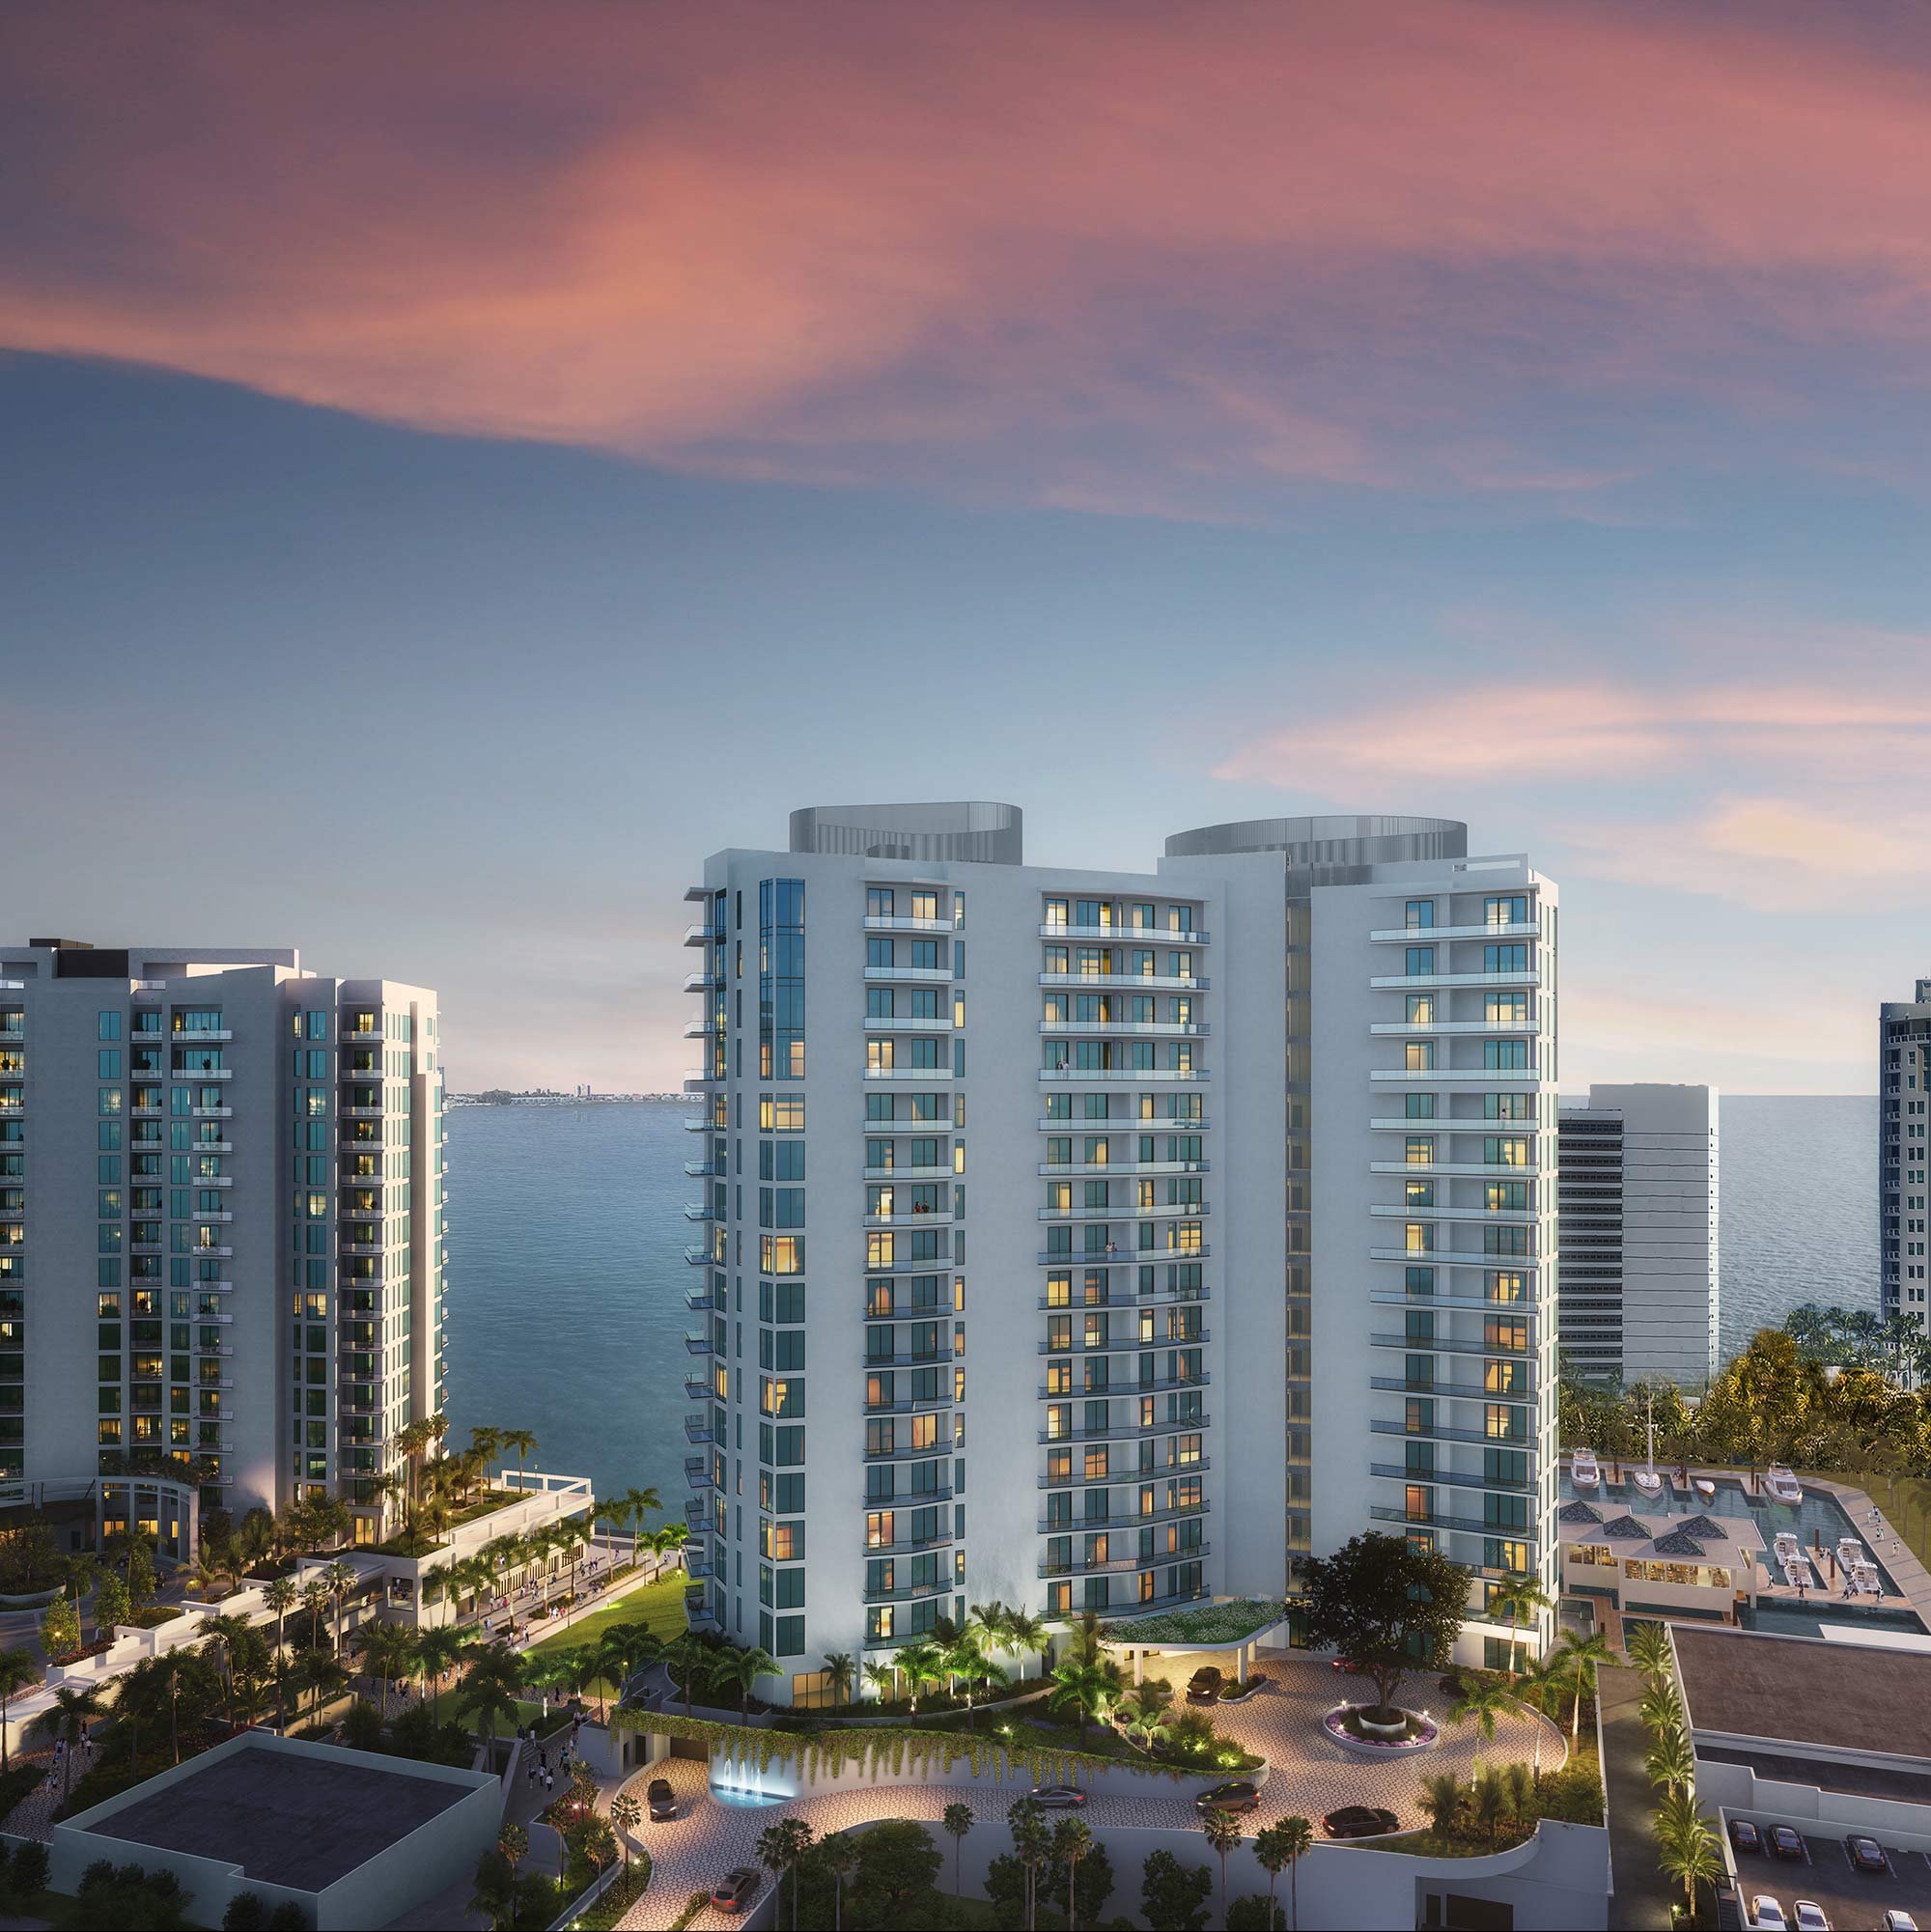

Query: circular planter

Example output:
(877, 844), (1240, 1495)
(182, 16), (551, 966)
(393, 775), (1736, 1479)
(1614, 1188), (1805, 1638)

(1323, 1703), (1439, 1755)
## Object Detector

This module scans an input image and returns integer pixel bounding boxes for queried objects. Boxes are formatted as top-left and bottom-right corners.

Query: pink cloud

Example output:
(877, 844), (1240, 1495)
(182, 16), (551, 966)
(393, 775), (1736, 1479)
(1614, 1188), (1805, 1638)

(7, 4), (1931, 504)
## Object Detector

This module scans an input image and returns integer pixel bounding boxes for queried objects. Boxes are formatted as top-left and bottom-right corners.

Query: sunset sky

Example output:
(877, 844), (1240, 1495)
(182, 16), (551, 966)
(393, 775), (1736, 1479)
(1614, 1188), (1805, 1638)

(5, 1), (1928, 1090)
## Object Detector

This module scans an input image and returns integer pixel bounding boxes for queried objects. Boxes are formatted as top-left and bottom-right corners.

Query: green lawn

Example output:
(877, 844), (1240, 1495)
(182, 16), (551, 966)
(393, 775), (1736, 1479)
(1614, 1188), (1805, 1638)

(1799, 1469), (1931, 1573)
(525, 1576), (686, 1661)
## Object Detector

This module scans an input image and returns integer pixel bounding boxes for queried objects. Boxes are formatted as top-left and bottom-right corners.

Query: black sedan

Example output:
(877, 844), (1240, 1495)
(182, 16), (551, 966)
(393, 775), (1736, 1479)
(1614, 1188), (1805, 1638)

(1186, 1667), (1223, 1704)
(711, 1867), (762, 1914)
(647, 1777), (676, 1821)
(1847, 1834), (1889, 1874)
(1323, 1805), (1399, 1840)
(1729, 1818), (1762, 1855)
(1195, 1780), (1261, 1816)
(1029, 1785), (1087, 1808)
(1768, 1825), (1805, 1862)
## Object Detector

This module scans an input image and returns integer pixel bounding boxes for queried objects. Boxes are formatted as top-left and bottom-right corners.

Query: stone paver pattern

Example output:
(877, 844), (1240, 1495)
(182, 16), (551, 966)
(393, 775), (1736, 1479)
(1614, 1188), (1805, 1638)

(614, 1657), (1564, 1931)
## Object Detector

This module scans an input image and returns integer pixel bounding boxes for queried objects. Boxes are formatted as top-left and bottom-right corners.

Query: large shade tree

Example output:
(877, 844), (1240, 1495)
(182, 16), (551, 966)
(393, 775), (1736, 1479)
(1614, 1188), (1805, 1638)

(1300, 1531), (1469, 1724)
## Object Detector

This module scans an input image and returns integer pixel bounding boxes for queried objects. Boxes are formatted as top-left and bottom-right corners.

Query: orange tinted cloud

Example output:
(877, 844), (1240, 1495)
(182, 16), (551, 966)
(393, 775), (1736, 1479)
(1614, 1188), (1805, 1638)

(7, 4), (1931, 503)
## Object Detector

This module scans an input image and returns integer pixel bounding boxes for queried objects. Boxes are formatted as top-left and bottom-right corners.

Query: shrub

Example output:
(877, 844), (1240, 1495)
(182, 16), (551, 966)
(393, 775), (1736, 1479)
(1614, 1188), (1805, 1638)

(1139, 1850), (1213, 1932)
(1226, 1899), (1287, 1931)
(340, 1698), (387, 1752)
(9, 1836), (48, 1894)
(78, 1861), (119, 1894)
(224, 1897), (267, 1931)
(1533, 1753), (1607, 1826)
(266, 1905), (308, 1931)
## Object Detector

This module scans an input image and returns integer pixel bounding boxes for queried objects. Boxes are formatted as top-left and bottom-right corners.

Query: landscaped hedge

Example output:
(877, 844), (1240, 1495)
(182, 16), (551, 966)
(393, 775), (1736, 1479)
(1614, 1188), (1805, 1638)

(1098, 1599), (1286, 1647)
(609, 1708), (1216, 1787)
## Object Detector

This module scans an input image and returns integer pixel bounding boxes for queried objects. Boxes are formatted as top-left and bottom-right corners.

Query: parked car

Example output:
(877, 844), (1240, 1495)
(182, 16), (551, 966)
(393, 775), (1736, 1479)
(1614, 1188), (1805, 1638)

(1846, 1834), (1888, 1874)
(1195, 1780), (1261, 1816)
(1029, 1785), (1086, 1808)
(1792, 1905), (1830, 1932)
(1730, 1819), (1763, 1855)
(647, 1777), (676, 1821)
(1880, 1912), (1918, 1932)
(1186, 1666), (1223, 1703)
(1331, 1656), (1368, 1674)
(1768, 1825), (1805, 1862)
(1322, 1805), (1399, 1840)
(1750, 1901), (1787, 1932)
(711, 1868), (762, 1914)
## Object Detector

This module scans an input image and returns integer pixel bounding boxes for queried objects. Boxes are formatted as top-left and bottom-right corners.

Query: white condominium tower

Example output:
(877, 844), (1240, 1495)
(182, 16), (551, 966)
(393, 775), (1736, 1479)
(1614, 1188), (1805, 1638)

(1556, 1084), (1720, 1388)
(1881, 978), (1931, 1337)
(0, 938), (447, 1548)
(682, 804), (1560, 1702)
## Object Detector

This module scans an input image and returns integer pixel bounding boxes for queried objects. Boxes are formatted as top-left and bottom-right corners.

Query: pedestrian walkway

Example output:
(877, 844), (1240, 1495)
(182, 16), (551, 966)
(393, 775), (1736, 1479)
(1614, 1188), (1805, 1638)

(1598, 1665), (1674, 1932)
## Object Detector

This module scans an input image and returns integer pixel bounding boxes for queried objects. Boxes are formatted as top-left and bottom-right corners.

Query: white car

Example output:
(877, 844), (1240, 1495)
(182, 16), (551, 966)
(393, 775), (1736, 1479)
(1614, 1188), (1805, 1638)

(1792, 1908), (1829, 1932)
(1751, 1901), (1787, 1932)
(1881, 1913), (1918, 1932)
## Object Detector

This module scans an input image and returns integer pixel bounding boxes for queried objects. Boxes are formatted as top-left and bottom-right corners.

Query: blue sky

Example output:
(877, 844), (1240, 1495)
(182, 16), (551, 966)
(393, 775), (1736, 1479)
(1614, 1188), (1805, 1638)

(4, 5), (1929, 1089)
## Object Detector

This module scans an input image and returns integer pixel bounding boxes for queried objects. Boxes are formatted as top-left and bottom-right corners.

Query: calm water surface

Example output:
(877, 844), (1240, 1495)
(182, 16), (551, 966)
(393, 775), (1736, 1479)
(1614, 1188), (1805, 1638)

(442, 1096), (1880, 1500)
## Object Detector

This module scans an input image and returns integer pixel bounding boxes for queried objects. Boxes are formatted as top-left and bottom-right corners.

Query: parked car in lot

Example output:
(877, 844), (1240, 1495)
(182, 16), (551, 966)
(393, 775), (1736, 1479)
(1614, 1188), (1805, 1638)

(1768, 1824), (1805, 1862)
(1186, 1666), (1223, 1703)
(1750, 1899), (1787, 1932)
(1792, 1904), (1830, 1932)
(1195, 1780), (1261, 1815)
(1880, 1912), (1918, 1932)
(711, 1868), (762, 1914)
(1029, 1785), (1086, 1808)
(1730, 1818), (1762, 1855)
(646, 1777), (676, 1821)
(1846, 1834), (1888, 1873)
(1322, 1805), (1399, 1840)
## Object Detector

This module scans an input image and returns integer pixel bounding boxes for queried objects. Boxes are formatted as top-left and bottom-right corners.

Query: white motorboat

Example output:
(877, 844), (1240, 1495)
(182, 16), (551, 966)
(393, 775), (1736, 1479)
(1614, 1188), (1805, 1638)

(1773, 1530), (1801, 1563)
(1631, 1390), (1665, 1498)
(1837, 1537), (1865, 1571)
(1781, 1553), (1816, 1590)
(1693, 1476), (1717, 1504)
(1764, 1465), (1804, 1505)
(1571, 1448), (1600, 1491)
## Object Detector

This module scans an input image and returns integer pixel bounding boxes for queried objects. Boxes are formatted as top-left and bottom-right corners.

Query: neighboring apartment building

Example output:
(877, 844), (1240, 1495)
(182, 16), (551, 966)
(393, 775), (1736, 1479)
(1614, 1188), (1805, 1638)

(1881, 977), (1931, 1340)
(681, 803), (1561, 1699)
(1557, 1084), (1720, 1388)
(0, 938), (447, 1546)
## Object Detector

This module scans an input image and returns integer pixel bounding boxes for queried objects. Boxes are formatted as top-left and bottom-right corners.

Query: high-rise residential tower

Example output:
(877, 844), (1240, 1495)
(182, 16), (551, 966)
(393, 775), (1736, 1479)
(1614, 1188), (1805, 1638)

(681, 805), (1560, 1700)
(0, 938), (447, 1549)
(1555, 1084), (1720, 1388)
(1881, 978), (1931, 1339)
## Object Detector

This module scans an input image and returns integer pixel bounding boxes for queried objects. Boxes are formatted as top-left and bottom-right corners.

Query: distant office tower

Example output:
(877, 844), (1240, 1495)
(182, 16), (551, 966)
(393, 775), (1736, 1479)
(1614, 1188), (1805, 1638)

(1557, 1084), (1720, 1387)
(1881, 979), (1931, 1339)
(681, 804), (1560, 1700)
(0, 939), (446, 1549)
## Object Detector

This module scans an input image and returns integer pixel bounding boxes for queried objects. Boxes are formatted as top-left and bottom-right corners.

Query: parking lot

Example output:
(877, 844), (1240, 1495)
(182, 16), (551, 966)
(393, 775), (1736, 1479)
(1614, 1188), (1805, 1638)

(1732, 1823), (1931, 1930)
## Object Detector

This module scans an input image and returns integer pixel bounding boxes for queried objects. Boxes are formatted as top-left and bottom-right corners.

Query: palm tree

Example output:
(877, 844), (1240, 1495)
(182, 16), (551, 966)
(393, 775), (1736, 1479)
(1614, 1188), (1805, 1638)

(198, 1611), (249, 1727)
(500, 1428), (538, 1492)
(1054, 1816), (1092, 1932)
(415, 1623), (469, 1721)
(707, 1643), (779, 1718)
(1470, 1769), (1509, 1850)
(0, 1647), (40, 1772)
(1552, 1628), (1613, 1739)
(460, 1640), (522, 1758)
(1644, 1728), (1696, 1796)
(1200, 1807), (1244, 1927)
(300, 1578), (332, 1651)
(1639, 1682), (1685, 1741)
(609, 1789), (642, 1872)
(895, 1638), (945, 1715)
(822, 1650), (856, 1708)
(862, 1657), (897, 1705)
(1418, 1770), (1465, 1838)
(661, 1634), (708, 1717)
(1502, 1761), (1535, 1832)
(1006, 1609), (1049, 1681)
(1488, 1572), (1553, 1674)
(1255, 1814), (1313, 1932)
(820, 1831), (855, 1931)
(263, 1574), (297, 1657)
(1449, 1677), (1514, 1773)
(300, 1647), (348, 1729)
(756, 1816), (814, 1932)
(1652, 1791), (1721, 1918)
(1624, 1619), (1672, 1684)
(1047, 1659), (1115, 1748)
(942, 1801), (974, 1895)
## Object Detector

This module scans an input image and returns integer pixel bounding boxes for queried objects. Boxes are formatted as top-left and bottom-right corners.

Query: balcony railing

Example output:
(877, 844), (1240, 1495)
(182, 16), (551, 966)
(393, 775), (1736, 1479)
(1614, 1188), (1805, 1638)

(1369, 920), (1538, 943)
(1038, 1067), (1207, 1083)
(1039, 972), (1208, 992)
(1369, 1463), (1531, 1496)
(1038, 1414), (1209, 1445)
(684, 1332), (715, 1356)
(1038, 1458), (1209, 1489)
(1038, 1542), (1209, 1579)
(1368, 969), (1538, 991)
(1038, 1201), (1209, 1221)
(1038, 1370), (1208, 1398)
(1036, 1285), (1210, 1310)
(1039, 1243), (1207, 1265)
(1038, 1160), (1209, 1178)
(1039, 924), (1210, 944)
(1038, 1498), (1210, 1533)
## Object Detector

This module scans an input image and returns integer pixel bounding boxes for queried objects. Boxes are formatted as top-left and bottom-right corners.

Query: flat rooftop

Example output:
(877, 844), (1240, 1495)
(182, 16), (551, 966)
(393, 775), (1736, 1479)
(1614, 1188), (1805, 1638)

(77, 1741), (471, 1891)
(1675, 1623), (1931, 1758)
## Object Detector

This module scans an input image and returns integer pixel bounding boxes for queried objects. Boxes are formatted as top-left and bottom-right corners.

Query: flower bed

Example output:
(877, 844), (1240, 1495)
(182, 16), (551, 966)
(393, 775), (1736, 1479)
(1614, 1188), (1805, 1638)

(1324, 1704), (1438, 1753)
(1098, 1599), (1286, 1648)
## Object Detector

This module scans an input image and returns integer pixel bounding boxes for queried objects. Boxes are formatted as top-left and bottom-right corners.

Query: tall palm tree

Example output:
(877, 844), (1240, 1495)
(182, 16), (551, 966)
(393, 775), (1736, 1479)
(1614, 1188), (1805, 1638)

(1502, 1761), (1535, 1832)
(861, 1658), (897, 1705)
(1047, 1659), (1116, 1748)
(322, 1558), (357, 1653)
(300, 1578), (332, 1652)
(710, 1644), (779, 1718)
(198, 1611), (249, 1728)
(1552, 1628), (1613, 1739)
(500, 1428), (539, 1492)
(415, 1623), (470, 1720)
(821, 1650), (856, 1707)
(1054, 1816), (1092, 1932)
(1006, 1610), (1049, 1681)
(609, 1790), (642, 1873)
(1644, 1728), (1695, 1796)
(1488, 1572), (1553, 1674)
(1254, 1815), (1313, 1932)
(1449, 1678), (1514, 1773)
(300, 1648), (348, 1729)
(1200, 1808), (1243, 1927)
(262, 1573), (297, 1655)
(895, 1639), (945, 1715)
(460, 1640), (522, 1758)
(33, 1681), (104, 1802)
(1624, 1619), (1672, 1684)
(0, 1647), (40, 1772)
(661, 1634), (708, 1717)
(819, 1831), (855, 1932)
(1469, 1769), (1508, 1850)
(756, 1817), (815, 1932)
(1652, 1792), (1721, 1918)
(942, 1802), (974, 1895)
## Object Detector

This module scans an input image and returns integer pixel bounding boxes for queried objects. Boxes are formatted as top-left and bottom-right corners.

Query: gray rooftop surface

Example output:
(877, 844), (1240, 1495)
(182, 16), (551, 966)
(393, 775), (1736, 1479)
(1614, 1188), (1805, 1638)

(1675, 1623), (1931, 1759)
(77, 1742), (471, 1891)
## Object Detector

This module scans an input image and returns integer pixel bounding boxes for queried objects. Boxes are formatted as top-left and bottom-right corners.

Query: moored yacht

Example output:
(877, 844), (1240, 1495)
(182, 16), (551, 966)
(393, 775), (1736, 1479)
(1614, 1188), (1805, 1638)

(1765, 1465), (1804, 1505)
(1571, 1448), (1600, 1491)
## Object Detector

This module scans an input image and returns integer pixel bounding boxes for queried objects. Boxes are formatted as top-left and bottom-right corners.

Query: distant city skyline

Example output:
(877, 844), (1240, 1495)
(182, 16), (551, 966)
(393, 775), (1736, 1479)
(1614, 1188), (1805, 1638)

(6, 4), (1928, 1094)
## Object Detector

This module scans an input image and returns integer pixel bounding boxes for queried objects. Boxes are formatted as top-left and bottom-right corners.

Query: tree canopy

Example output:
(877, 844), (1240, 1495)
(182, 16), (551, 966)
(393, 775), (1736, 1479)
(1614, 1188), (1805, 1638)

(1300, 1531), (1469, 1722)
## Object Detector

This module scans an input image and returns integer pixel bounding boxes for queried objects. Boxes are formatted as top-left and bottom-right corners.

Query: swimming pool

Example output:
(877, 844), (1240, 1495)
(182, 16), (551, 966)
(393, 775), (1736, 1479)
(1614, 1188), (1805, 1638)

(1741, 1599), (1927, 1640)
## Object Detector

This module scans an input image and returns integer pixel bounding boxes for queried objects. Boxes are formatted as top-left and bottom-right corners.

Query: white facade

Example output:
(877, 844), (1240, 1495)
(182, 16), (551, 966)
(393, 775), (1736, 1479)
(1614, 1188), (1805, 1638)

(1881, 979), (1931, 1340)
(682, 806), (1560, 1696)
(0, 939), (446, 1543)
(1558, 1083), (1720, 1387)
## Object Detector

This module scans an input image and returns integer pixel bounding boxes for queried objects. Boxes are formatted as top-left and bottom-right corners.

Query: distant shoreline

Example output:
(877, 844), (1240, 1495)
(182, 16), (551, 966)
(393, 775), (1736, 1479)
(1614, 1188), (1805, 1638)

(447, 1093), (686, 1107)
